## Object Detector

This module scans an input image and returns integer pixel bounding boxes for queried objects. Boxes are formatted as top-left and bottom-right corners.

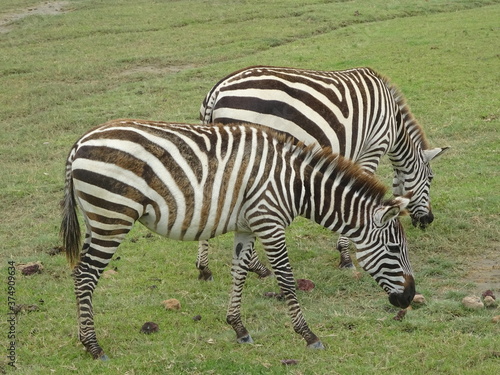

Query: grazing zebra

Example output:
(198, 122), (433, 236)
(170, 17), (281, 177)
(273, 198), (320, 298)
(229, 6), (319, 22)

(196, 65), (448, 279)
(61, 119), (415, 360)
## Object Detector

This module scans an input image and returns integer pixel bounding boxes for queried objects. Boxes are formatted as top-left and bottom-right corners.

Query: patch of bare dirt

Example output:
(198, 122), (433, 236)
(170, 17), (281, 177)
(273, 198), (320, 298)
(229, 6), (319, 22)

(0, 1), (70, 34)
(465, 244), (500, 294)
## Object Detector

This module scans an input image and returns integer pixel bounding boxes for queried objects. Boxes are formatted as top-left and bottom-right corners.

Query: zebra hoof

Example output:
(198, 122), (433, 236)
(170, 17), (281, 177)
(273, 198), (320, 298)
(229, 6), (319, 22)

(257, 269), (273, 279)
(339, 262), (356, 270)
(237, 334), (254, 344)
(198, 269), (214, 281)
(307, 341), (325, 350)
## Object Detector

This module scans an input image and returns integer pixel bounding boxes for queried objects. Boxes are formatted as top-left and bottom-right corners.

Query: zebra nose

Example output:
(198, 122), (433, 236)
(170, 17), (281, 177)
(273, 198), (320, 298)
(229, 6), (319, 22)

(388, 275), (415, 308)
(423, 211), (434, 225)
(411, 211), (434, 229)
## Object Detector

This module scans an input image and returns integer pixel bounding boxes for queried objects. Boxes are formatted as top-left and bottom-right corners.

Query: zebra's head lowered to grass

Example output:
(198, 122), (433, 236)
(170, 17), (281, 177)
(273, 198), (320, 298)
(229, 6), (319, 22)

(197, 65), (449, 274)
(353, 194), (415, 308)
(391, 142), (449, 230)
(61, 120), (415, 358)
(298, 147), (415, 309)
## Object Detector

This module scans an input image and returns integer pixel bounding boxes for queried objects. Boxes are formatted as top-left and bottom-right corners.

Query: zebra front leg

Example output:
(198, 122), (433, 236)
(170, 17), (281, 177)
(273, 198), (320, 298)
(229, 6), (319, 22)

(196, 240), (213, 281)
(226, 232), (256, 344)
(73, 260), (108, 360)
(263, 232), (324, 349)
(336, 236), (355, 269)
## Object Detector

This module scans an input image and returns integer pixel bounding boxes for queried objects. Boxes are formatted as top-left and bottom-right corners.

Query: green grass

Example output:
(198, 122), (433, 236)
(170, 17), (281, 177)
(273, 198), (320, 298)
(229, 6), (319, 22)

(1, 0), (499, 374)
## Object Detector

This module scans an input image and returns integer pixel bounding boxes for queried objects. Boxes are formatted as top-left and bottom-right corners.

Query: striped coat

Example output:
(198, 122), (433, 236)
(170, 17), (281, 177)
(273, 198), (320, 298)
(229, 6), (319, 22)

(196, 65), (448, 276)
(61, 119), (415, 359)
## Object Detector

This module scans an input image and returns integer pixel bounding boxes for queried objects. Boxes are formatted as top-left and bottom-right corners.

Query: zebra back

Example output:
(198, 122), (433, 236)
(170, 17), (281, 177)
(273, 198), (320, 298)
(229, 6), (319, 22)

(200, 65), (448, 228)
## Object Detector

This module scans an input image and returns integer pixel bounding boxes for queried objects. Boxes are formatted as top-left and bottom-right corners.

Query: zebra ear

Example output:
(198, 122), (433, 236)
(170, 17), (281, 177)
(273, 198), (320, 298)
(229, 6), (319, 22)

(424, 147), (449, 162)
(374, 193), (411, 226)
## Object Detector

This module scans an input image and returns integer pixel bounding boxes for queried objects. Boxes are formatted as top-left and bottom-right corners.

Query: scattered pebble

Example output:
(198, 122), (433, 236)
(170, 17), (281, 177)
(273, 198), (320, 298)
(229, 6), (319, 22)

(140, 322), (159, 334)
(297, 279), (315, 291)
(482, 290), (496, 300)
(393, 309), (407, 321)
(412, 293), (426, 305)
(462, 296), (484, 309)
(492, 316), (500, 323)
(484, 296), (498, 308)
(192, 315), (202, 321)
(162, 298), (181, 310)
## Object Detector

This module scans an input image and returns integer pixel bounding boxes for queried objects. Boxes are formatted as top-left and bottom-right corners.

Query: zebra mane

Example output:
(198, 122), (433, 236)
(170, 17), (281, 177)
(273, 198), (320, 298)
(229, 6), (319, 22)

(275, 130), (389, 202)
(380, 74), (431, 150)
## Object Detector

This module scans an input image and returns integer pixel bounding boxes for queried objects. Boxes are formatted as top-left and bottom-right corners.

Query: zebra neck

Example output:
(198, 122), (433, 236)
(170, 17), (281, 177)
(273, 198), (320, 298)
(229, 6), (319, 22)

(294, 159), (381, 237)
(388, 119), (426, 171)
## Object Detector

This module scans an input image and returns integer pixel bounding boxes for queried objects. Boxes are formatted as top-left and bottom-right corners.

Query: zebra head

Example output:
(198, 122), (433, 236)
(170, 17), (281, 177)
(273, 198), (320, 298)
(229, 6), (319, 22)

(353, 194), (415, 309)
(392, 147), (449, 230)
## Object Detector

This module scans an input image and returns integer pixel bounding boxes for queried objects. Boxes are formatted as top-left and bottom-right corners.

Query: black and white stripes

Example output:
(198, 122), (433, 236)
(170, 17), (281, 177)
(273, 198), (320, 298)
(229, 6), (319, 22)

(61, 119), (415, 359)
(197, 65), (448, 275)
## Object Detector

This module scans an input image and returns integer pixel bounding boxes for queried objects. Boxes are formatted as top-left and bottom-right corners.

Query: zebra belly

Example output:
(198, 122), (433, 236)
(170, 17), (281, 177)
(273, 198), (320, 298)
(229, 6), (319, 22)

(137, 201), (248, 241)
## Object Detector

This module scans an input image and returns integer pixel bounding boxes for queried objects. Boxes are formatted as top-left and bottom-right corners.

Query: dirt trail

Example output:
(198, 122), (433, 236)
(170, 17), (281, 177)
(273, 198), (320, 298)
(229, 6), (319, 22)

(0, 1), (70, 33)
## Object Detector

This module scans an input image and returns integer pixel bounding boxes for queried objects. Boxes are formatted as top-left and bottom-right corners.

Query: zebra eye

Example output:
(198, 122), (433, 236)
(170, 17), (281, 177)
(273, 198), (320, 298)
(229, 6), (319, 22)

(387, 245), (400, 253)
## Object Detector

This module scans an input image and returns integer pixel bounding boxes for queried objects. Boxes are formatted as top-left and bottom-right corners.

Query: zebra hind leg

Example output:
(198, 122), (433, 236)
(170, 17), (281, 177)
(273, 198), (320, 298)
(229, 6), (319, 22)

(248, 246), (273, 278)
(74, 226), (128, 360)
(73, 260), (109, 360)
(196, 240), (213, 281)
(336, 236), (355, 269)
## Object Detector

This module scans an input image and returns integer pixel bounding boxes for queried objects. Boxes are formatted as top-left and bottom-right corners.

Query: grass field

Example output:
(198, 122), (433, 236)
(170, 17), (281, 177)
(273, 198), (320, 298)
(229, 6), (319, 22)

(1, 0), (499, 374)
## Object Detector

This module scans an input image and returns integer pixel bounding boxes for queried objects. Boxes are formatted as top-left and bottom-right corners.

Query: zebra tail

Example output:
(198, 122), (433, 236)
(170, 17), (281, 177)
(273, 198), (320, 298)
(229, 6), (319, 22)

(60, 157), (81, 268)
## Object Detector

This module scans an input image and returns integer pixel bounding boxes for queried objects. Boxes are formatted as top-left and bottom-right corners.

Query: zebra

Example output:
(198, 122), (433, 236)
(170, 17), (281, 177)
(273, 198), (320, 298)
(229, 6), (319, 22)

(196, 65), (448, 279)
(61, 119), (415, 360)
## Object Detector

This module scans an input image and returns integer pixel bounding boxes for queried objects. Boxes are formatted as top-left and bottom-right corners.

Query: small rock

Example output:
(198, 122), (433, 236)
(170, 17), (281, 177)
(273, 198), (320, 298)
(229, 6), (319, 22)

(162, 298), (181, 310)
(492, 315), (500, 323)
(412, 293), (426, 305)
(393, 309), (407, 321)
(140, 321), (159, 334)
(484, 296), (498, 308)
(297, 279), (315, 291)
(482, 290), (496, 300)
(192, 315), (202, 321)
(102, 269), (118, 278)
(462, 296), (484, 309)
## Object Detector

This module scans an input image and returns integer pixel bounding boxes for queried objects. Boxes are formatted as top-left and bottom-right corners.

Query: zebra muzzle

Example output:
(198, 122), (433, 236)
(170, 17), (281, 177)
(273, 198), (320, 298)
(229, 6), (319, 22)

(388, 275), (415, 309)
(411, 211), (434, 230)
